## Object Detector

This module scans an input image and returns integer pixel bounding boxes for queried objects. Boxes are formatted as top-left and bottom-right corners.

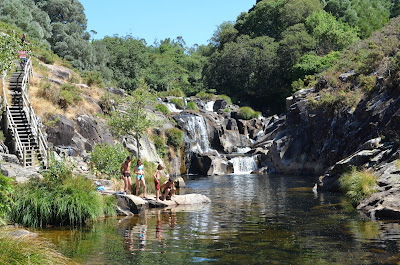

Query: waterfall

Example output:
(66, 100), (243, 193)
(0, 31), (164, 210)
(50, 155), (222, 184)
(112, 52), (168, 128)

(181, 115), (210, 154)
(164, 102), (182, 113)
(237, 147), (251, 154)
(230, 156), (258, 174)
(205, 101), (215, 112)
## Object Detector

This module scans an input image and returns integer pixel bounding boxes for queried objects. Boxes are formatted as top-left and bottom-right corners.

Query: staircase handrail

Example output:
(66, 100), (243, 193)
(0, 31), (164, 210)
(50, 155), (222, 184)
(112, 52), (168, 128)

(4, 105), (24, 159)
(19, 59), (48, 164)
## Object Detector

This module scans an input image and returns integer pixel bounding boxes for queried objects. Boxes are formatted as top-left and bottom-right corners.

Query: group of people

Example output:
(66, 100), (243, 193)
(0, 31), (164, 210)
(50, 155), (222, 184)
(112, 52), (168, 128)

(120, 156), (175, 201)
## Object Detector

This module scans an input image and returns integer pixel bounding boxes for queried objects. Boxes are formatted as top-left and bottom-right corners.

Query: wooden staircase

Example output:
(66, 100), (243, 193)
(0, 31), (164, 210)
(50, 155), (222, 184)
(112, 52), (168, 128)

(1, 59), (48, 167)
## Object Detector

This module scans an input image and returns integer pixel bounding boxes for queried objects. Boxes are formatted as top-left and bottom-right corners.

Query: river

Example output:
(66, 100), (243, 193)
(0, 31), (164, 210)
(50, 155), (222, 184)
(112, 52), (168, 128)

(35, 174), (400, 264)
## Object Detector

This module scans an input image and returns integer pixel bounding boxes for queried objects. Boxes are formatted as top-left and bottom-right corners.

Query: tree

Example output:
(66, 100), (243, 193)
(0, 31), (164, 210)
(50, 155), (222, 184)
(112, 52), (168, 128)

(0, 32), (23, 73)
(106, 81), (156, 158)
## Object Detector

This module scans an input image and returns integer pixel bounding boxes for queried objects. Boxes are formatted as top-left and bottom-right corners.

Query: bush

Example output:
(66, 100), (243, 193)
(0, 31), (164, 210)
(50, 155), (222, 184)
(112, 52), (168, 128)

(59, 84), (82, 109)
(158, 88), (185, 97)
(36, 49), (56, 64)
(171, 98), (185, 109)
(359, 75), (376, 93)
(83, 71), (105, 88)
(186, 101), (198, 110)
(196, 91), (215, 101)
(237, 106), (260, 120)
(9, 170), (116, 227)
(0, 174), (13, 224)
(217, 94), (232, 105)
(166, 128), (184, 149)
(152, 133), (168, 157)
(37, 80), (60, 104)
(155, 103), (170, 115)
(340, 167), (377, 206)
(89, 143), (129, 179)
(0, 227), (71, 264)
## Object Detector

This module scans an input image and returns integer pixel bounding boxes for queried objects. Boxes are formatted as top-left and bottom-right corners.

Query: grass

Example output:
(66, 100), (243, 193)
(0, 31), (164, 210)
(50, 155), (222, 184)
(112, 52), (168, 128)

(171, 98), (185, 109)
(237, 106), (260, 120)
(9, 159), (116, 227)
(196, 91), (215, 101)
(166, 127), (184, 149)
(186, 101), (198, 110)
(396, 159), (400, 169)
(155, 103), (170, 115)
(0, 226), (73, 265)
(339, 167), (377, 206)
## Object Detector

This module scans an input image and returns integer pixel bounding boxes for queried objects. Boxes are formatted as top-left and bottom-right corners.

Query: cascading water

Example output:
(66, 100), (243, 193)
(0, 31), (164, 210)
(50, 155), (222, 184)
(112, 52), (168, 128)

(164, 102), (182, 113)
(180, 115), (210, 154)
(229, 156), (258, 174)
(236, 147), (251, 154)
(205, 101), (215, 112)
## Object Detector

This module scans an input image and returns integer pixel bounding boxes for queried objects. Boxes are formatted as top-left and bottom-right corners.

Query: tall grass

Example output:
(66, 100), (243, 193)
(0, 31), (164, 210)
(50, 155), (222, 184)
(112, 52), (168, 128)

(0, 173), (13, 225)
(339, 167), (377, 206)
(0, 227), (72, 265)
(9, 159), (116, 227)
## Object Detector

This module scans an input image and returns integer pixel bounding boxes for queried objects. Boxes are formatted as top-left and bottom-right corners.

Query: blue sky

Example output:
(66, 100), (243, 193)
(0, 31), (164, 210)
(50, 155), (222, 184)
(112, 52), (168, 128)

(80, 0), (256, 47)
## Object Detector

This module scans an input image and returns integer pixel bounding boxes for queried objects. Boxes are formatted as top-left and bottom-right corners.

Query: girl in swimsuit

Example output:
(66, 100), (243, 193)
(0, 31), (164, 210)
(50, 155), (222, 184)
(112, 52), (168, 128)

(135, 159), (146, 198)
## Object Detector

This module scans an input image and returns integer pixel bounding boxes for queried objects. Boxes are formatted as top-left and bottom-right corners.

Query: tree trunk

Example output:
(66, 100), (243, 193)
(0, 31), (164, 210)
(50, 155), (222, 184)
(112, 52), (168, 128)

(136, 134), (140, 159)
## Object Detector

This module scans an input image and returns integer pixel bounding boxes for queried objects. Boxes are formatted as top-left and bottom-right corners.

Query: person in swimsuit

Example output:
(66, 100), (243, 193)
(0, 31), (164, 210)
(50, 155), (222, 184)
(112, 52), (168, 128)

(160, 177), (176, 201)
(120, 156), (132, 194)
(153, 164), (164, 201)
(134, 159), (146, 198)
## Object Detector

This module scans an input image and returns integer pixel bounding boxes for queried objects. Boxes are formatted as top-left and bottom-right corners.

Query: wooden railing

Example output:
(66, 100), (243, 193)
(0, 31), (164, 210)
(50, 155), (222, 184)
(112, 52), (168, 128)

(19, 58), (48, 166)
(1, 58), (48, 167)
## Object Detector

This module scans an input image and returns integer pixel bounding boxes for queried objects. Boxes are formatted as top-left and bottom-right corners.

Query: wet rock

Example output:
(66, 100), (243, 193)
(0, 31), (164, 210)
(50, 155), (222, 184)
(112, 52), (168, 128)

(115, 194), (148, 215)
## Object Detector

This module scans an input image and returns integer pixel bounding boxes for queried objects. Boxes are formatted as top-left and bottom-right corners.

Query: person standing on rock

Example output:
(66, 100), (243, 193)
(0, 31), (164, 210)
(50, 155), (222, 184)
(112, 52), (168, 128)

(153, 164), (164, 201)
(120, 156), (132, 194)
(134, 159), (146, 198)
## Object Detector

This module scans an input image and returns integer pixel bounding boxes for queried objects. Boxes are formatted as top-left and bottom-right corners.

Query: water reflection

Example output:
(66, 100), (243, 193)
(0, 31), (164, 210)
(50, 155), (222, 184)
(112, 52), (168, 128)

(34, 174), (400, 264)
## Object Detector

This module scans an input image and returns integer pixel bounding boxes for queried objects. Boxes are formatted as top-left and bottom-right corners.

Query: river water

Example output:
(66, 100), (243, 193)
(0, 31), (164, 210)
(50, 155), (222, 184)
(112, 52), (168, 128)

(35, 174), (400, 264)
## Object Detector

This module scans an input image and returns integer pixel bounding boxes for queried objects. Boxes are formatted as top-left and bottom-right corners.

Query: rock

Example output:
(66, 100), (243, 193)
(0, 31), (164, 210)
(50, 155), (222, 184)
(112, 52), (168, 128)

(175, 176), (186, 188)
(123, 134), (163, 165)
(76, 83), (89, 89)
(0, 163), (42, 183)
(105, 87), (127, 97)
(189, 152), (229, 176)
(48, 77), (64, 85)
(213, 99), (228, 112)
(359, 137), (382, 151)
(114, 194), (148, 215)
(172, 194), (211, 205)
(42, 63), (75, 80)
(339, 70), (356, 82)
(1, 154), (20, 164)
(286, 96), (294, 111)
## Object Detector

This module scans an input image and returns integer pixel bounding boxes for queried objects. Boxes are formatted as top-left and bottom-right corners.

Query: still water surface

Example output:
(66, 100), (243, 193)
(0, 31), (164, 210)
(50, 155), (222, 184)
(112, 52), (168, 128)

(36, 174), (400, 264)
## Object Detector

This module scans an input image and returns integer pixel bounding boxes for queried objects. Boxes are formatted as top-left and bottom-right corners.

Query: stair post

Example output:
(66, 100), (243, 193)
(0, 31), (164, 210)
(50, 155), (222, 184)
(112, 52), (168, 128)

(23, 146), (26, 167)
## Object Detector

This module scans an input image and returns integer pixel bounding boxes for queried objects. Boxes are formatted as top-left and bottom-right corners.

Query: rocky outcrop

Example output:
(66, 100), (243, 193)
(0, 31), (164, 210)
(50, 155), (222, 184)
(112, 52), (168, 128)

(47, 115), (113, 156)
(189, 151), (230, 176)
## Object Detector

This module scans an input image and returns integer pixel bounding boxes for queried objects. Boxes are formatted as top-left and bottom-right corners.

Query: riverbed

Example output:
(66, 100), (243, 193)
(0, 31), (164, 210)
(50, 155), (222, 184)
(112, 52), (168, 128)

(35, 174), (400, 264)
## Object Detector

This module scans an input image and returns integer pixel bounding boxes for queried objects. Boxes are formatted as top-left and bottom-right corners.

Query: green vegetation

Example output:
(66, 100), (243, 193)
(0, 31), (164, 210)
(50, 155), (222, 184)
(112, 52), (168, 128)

(0, 227), (71, 265)
(89, 143), (129, 179)
(340, 167), (377, 206)
(171, 98), (185, 109)
(196, 91), (215, 101)
(238, 106), (260, 120)
(166, 128), (184, 149)
(9, 158), (116, 227)
(155, 103), (170, 115)
(0, 174), (13, 225)
(186, 101), (198, 110)
(152, 133), (168, 158)
(217, 94), (232, 105)
(83, 70), (105, 88)
(59, 84), (82, 109)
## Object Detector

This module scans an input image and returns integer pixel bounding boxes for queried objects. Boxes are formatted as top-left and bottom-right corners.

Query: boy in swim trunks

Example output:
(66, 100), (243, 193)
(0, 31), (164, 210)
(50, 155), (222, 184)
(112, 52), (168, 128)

(153, 164), (164, 201)
(160, 177), (176, 201)
(134, 159), (146, 198)
(120, 156), (132, 194)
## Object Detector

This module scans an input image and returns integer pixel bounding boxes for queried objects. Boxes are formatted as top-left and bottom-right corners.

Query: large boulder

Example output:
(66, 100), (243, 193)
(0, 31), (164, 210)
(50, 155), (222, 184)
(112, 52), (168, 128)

(114, 194), (148, 215)
(189, 152), (229, 176)
(42, 63), (75, 80)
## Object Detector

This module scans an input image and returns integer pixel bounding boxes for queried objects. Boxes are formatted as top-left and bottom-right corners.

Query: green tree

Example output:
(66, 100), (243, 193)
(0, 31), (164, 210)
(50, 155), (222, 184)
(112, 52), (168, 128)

(106, 81), (156, 158)
(305, 10), (359, 53)
(89, 143), (129, 179)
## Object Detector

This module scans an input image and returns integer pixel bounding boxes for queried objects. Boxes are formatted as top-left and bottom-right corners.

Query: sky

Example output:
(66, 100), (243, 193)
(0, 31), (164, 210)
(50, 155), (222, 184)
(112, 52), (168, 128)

(80, 0), (256, 47)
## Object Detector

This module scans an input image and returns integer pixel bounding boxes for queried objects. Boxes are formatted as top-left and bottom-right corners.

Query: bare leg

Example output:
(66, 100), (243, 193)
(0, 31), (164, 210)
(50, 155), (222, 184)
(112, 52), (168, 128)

(156, 189), (159, 201)
(122, 177), (128, 192)
(127, 177), (132, 194)
(141, 179), (146, 198)
(136, 177), (140, 196)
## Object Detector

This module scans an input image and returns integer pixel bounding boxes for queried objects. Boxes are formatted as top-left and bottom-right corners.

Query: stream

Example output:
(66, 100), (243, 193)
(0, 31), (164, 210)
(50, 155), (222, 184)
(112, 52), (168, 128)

(34, 174), (400, 264)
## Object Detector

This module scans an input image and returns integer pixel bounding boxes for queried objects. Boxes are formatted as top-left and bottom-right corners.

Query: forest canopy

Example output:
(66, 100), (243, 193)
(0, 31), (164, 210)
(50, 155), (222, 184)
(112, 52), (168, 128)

(0, 0), (398, 113)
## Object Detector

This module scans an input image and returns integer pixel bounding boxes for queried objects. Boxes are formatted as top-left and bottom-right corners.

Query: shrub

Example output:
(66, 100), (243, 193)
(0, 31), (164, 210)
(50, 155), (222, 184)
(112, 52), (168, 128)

(196, 91), (215, 101)
(155, 103), (170, 115)
(166, 88), (185, 97)
(359, 75), (376, 93)
(340, 167), (377, 206)
(36, 49), (56, 64)
(171, 98), (185, 109)
(186, 101), (198, 110)
(89, 143), (129, 179)
(59, 84), (82, 109)
(217, 94), (232, 105)
(0, 227), (71, 264)
(237, 106), (260, 120)
(37, 80), (60, 104)
(166, 128), (184, 149)
(0, 174), (13, 224)
(152, 133), (168, 158)
(83, 71), (105, 88)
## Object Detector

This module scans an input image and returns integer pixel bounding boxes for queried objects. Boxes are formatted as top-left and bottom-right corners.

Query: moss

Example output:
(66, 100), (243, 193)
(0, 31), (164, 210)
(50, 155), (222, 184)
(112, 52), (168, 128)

(237, 106), (260, 120)
(186, 101), (198, 110)
(155, 103), (170, 115)
(171, 98), (185, 109)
